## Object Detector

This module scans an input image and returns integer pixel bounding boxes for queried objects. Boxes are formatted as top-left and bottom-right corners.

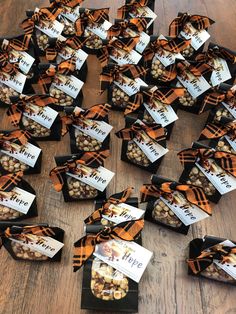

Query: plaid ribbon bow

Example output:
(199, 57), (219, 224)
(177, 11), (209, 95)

(108, 18), (148, 38)
(49, 150), (109, 192)
(0, 130), (31, 153)
(199, 120), (236, 141)
(0, 52), (20, 77)
(116, 120), (166, 142)
(20, 7), (63, 35)
(50, 0), (83, 9)
(73, 218), (144, 271)
(176, 60), (213, 80)
(187, 242), (236, 275)
(7, 95), (58, 127)
(117, 0), (151, 19)
(98, 37), (140, 68)
(37, 58), (76, 93)
(1, 34), (32, 52)
(140, 181), (211, 214)
(61, 103), (111, 136)
(84, 187), (134, 224)
(169, 12), (215, 37)
(0, 172), (23, 201)
(195, 46), (236, 66)
(46, 36), (89, 61)
(0, 225), (55, 249)
(178, 147), (236, 177)
(75, 8), (109, 36)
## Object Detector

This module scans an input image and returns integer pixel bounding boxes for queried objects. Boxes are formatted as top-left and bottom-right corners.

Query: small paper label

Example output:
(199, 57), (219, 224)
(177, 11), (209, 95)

(114, 74), (147, 96)
(180, 23), (210, 50)
(61, 5), (81, 22)
(58, 45), (88, 70)
(53, 74), (84, 99)
(87, 20), (112, 40)
(129, 6), (157, 28)
(160, 192), (209, 226)
(196, 160), (236, 195)
(23, 105), (58, 129)
(102, 203), (145, 224)
(135, 31), (150, 53)
(225, 135), (236, 151)
(110, 45), (142, 65)
(0, 71), (27, 93)
(1, 142), (41, 167)
(177, 73), (211, 98)
(222, 101), (236, 119)
(94, 239), (153, 282)
(35, 19), (64, 38)
(67, 165), (115, 192)
(0, 187), (35, 214)
(144, 100), (178, 127)
(213, 240), (236, 280)
(211, 58), (232, 87)
(10, 235), (64, 258)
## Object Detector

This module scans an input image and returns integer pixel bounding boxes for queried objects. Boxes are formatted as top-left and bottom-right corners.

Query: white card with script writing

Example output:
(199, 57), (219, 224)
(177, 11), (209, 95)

(23, 106), (58, 129)
(180, 23), (210, 50)
(144, 101), (178, 127)
(0, 71), (27, 93)
(53, 74), (84, 99)
(87, 20), (112, 40)
(177, 74), (211, 98)
(114, 75), (147, 96)
(211, 58), (232, 87)
(102, 203), (145, 224)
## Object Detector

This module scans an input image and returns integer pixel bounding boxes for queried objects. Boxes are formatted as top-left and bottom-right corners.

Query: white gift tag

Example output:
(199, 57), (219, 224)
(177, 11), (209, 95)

(110, 45), (142, 65)
(213, 240), (236, 280)
(114, 74), (147, 96)
(144, 101), (178, 127)
(129, 6), (157, 28)
(10, 235), (64, 258)
(0, 71), (27, 93)
(177, 73), (211, 98)
(67, 165), (115, 192)
(94, 239), (153, 283)
(102, 203), (145, 224)
(0, 187), (35, 214)
(1, 142), (41, 168)
(34, 8), (64, 38)
(87, 20), (112, 40)
(53, 74), (84, 99)
(180, 23), (210, 50)
(211, 58), (232, 87)
(135, 31), (150, 53)
(160, 192), (209, 226)
(23, 106), (58, 129)
(58, 45), (88, 70)
(196, 160), (236, 195)
(61, 5), (81, 22)
(225, 135), (236, 151)
(222, 101), (236, 119)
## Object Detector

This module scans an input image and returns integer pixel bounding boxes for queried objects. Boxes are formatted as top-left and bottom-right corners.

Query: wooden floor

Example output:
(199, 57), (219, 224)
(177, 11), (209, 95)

(0, 1), (236, 314)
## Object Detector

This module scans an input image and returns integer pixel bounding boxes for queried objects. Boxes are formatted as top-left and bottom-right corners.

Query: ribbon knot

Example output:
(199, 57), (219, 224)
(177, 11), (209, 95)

(117, 1), (151, 19)
(0, 130), (31, 154)
(0, 172), (23, 201)
(196, 46), (236, 66)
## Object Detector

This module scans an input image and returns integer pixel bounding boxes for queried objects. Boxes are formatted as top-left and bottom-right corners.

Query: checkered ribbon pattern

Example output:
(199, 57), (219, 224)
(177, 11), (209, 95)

(169, 12), (215, 37)
(75, 8), (109, 36)
(176, 60), (213, 80)
(61, 103), (111, 136)
(0, 225), (55, 249)
(0, 130), (31, 153)
(195, 46), (236, 65)
(140, 181), (211, 214)
(199, 119), (236, 141)
(178, 147), (236, 177)
(37, 58), (76, 94)
(108, 18), (149, 38)
(73, 218), (144, 271)
(1, 34), (32, 52)
(117, 0), (152, 19)
(46, 36), (90, 61)
(0, 172), (23, 201)
(7, 95), (58, 127)
(84, 187), (134, 224)
(20, 7), (63, 35)
(50, 0), (84, 9)
(0, 52), (20, 77)
(187, 242), (236, 275)
(115, 120), (167, 142)
(49, 150), (109, 192)
(97, 37), (140, 68)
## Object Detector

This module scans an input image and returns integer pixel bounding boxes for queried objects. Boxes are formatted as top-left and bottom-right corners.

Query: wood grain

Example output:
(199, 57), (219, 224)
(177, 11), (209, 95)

(0, 1), (236, 314)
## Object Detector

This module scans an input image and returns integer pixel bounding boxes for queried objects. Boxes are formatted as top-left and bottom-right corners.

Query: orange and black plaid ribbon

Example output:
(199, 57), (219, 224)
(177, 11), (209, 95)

(117, 0), (151, 19)
(7, 95), (58, 127)
(169, 12), (215, 37)
(49, 150), (109, 192)
(0, 52), (20, 77)
(20, 7), (63, 35)
(0, 172), (23, 201)
(116, 120), (166, 142)
(1, 34), (32, 52)
(46, 36), (89, 61)
(97, 37), (140, 68)
(50, 0), (83, 9)
(0, 225), (55, 249)
(108, 18), (148, 38)
(61, 103), (111, 136)
(75, 8), (109, 36)
(37, 58), (76, 93)
(187, 242), (236, 275)
(0, 130), (31, 153)
(84, 187), (134, 224)
(178, 147), (236, 177)
(140, 181), (211, 215)
(199, 120), (236, 141)
(73, 218), (144, 271)
(176, 60), (213, 80)
(195, 46), (236, 65)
